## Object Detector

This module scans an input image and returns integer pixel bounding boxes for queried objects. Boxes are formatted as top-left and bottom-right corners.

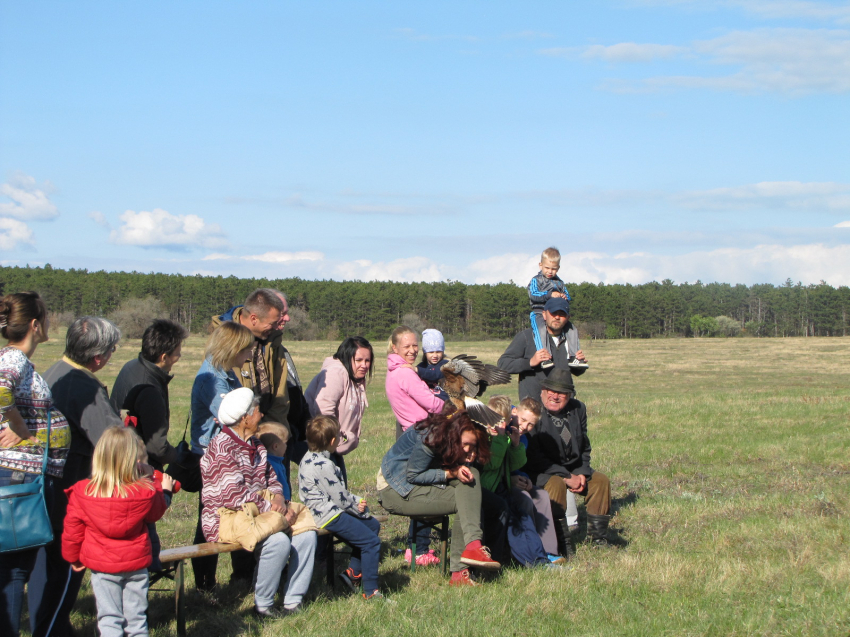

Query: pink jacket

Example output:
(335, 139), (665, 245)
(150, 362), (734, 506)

(304, 357), (368, 455)
(385, 353), (445, 432)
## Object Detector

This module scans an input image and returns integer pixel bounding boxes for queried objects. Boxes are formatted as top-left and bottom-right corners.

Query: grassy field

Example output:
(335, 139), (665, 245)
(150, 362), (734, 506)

(25, 333), (850, 636)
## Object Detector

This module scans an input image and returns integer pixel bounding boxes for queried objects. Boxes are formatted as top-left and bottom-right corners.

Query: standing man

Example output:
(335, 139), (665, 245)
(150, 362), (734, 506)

(30, 317), (124, 637)
(111, 319), (189, 471)
(498, 297), (588, 401)
(522, 369), (612, 554)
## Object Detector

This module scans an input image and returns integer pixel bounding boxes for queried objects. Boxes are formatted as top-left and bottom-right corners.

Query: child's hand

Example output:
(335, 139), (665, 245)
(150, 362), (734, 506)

(508, 426), (521, 447)
(552, 291), (565, 299)
(70, 561), (86, 573)
(160, 473), (175, 492)
(358, 499), (368, 513)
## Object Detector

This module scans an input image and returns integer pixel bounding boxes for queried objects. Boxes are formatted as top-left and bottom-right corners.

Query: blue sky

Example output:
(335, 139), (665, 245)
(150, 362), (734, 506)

(2, 1), (849, 287)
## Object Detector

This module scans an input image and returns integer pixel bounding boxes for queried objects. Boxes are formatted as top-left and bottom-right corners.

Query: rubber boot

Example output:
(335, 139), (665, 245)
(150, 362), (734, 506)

(587, 514), (611, 546)
(555, 517), (576, 559)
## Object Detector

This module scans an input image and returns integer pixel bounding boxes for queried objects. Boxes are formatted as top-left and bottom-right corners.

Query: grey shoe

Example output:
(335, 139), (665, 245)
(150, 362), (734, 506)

(254, 605), (286, 619)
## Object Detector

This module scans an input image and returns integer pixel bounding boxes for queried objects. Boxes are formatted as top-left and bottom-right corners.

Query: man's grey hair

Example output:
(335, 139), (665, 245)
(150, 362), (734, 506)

(269, 289), (287, 304)
(244, 288), (284, 317)
(65, 316), (121, 366)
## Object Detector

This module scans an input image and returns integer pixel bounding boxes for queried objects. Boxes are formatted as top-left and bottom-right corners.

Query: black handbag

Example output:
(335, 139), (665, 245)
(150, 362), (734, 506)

(0, 410), (53, 553)
(165, 414), (203, 493)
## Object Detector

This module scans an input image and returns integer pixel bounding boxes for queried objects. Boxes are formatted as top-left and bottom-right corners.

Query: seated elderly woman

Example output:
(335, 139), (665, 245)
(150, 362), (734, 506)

(200, 387), (316, 618)
(377, 408), (503, 587)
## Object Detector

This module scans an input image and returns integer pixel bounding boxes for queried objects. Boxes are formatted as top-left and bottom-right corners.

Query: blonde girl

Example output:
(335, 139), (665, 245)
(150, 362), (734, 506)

(62, 427), (167, 637)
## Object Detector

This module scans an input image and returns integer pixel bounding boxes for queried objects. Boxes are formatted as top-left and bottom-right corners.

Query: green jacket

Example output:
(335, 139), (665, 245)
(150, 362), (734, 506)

(480, 433), (526, 494)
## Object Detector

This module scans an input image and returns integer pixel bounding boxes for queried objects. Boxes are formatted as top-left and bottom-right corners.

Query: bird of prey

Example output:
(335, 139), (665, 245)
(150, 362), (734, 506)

(439, 354), (511, 428)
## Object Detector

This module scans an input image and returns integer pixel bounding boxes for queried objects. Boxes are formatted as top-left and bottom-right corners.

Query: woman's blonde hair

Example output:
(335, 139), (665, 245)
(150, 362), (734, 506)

(386, 325), (415, 356)
(206, 321), (253, 370)
(86, 427), (154, 498)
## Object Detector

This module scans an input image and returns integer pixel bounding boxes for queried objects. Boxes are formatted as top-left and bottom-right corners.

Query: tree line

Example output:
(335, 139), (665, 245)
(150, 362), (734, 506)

(1, 265), (848, 340)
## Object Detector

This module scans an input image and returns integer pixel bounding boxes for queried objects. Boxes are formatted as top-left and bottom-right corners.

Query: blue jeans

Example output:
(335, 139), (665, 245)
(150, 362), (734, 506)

(325, 513), (381, 594)
(0, 468), (53, 637)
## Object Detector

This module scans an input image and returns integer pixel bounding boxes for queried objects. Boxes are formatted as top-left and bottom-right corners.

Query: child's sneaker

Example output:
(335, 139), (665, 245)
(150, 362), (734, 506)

(338, 567), (362, 593)
(363, 590), (396, 604)
(547, 554), (568, 565)
(449, 569), (480, 587)
(459, 544), (501, 570)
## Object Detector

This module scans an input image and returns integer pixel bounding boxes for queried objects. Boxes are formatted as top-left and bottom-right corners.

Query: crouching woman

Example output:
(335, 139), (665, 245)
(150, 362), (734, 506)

(200, 388), (316, 617)
(377, 409), (501, 586)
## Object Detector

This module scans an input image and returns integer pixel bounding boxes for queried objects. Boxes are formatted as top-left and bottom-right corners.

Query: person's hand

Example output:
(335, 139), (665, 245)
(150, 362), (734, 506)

(529, 349), (552, 367)
(448, 466), (475, 484)
(511, 475), (532, 491)
(269, 494), (286, 513)
(552, 291), (566, 299)
(284, 506), (298, 525)
(0, 427), (23, 448)
(508, 426), (521, 447)
(160, 473), (175, 492)
(403, 363), (416, 371)
(71, 561), (86, 573)
(358, 499), (368, 513)
(575, 349), (587, 363)
(565, 474), (586, 493)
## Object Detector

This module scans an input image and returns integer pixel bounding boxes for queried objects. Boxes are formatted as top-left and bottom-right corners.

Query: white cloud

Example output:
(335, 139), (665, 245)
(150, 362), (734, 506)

(581, 42), (687, 62)
(0, 218), (34, 250)
(335, 257), (447, 283)
(557, 27), (850, 95)
(835, 221), (850, 227)
(632, 0), (850, 24)
(676, 181), (850, 211)
(110, 209), (227, 249)
(88, 211), (110, 228)
(469, 243), (850, 286)
(203, 251), (324, 263)
(0, 173), (58, 221)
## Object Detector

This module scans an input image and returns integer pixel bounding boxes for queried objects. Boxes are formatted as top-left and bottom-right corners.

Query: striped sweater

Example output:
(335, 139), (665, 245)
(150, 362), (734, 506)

(199, 427), (283, 542)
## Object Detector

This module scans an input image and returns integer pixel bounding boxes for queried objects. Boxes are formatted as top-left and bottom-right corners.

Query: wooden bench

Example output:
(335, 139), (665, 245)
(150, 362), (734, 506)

(152, 541), (241, 636)
(320, 514), (390, 590)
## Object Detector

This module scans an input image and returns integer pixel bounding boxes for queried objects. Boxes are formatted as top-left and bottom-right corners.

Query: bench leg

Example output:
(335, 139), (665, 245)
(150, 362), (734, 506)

(326, 535), (335, 589)
(175, 559), (186, 637)
(409, 520), (418, 573)
(439, 515), (449, 577)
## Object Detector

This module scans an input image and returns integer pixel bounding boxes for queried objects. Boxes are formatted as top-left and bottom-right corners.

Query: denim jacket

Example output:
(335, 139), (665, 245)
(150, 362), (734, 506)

(190, 357), (242, 454)
(380, 426), (448, 498)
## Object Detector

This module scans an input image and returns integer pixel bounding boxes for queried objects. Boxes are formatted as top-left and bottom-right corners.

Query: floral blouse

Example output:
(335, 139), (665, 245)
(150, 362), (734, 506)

(0, 347), (70, 477)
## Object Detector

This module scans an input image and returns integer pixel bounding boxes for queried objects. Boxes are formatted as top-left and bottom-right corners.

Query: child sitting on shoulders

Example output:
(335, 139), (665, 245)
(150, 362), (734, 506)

(416, 328), (449, 402)
(528, 247), (571, 365)
(258, 421), (292, 501)
(298, 415), (388, 601)
(62, 427), (169, 637)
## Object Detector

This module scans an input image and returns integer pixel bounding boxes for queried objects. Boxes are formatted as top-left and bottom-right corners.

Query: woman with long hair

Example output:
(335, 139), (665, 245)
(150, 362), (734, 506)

(377, 409), (502, 586)
(0, 292), (71, 637)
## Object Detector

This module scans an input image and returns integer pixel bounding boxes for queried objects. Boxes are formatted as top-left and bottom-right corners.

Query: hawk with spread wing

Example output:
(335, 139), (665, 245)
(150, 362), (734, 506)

(439, 354), (511, 428)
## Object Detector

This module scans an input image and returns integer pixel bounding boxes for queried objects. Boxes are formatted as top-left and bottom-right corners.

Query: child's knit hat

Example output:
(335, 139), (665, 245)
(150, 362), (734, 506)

(422, 329), (445, 353)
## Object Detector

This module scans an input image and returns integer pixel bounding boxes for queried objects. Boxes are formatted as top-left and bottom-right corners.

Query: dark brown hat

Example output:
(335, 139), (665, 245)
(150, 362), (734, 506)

(539, 368), (575, 394)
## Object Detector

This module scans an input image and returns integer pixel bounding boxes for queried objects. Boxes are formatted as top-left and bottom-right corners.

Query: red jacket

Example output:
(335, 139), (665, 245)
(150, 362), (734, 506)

(62, 478), (167, 573)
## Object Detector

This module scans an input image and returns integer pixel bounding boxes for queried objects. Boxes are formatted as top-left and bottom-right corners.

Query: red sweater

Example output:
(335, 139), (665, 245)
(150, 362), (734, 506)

(62, 478), (167, 573)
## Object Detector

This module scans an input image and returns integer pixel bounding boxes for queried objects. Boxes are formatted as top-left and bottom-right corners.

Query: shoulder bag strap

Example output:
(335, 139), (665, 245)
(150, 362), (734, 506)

(41, 408), (51, 476)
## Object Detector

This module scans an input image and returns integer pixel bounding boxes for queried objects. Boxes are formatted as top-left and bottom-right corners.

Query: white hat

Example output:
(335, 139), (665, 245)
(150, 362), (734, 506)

(422, 329), (445, 353)
(218, 387), (256, 425)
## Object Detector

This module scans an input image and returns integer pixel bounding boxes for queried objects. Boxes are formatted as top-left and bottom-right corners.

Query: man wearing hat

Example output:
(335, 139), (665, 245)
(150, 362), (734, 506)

(498, 296), (587, 401)
(524, 368), (611, 553)
(523, 369), (612, 550)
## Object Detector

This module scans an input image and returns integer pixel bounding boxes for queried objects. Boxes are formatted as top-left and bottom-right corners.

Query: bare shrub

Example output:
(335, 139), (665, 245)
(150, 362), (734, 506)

(401, 312), (426, 335)
(107, 296), (168, 339)
(285, 307), (319, 341)
(48, 311), (75, 328)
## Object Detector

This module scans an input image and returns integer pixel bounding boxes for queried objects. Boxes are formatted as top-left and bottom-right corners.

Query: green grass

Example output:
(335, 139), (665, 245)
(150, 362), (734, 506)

(25, 333), (850, 636)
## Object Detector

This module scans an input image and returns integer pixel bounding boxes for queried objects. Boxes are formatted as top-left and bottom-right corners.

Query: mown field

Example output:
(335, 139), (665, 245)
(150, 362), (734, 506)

(25, 333), (850, 636)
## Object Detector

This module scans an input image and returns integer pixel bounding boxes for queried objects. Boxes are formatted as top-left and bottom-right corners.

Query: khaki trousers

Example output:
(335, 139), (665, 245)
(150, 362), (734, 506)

(542, 471), (611, 517)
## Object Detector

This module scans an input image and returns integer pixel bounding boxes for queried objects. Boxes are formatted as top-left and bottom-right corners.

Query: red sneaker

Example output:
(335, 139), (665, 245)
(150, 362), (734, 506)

(449, 569), (480, 587)
(460, 545), (500, 570)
